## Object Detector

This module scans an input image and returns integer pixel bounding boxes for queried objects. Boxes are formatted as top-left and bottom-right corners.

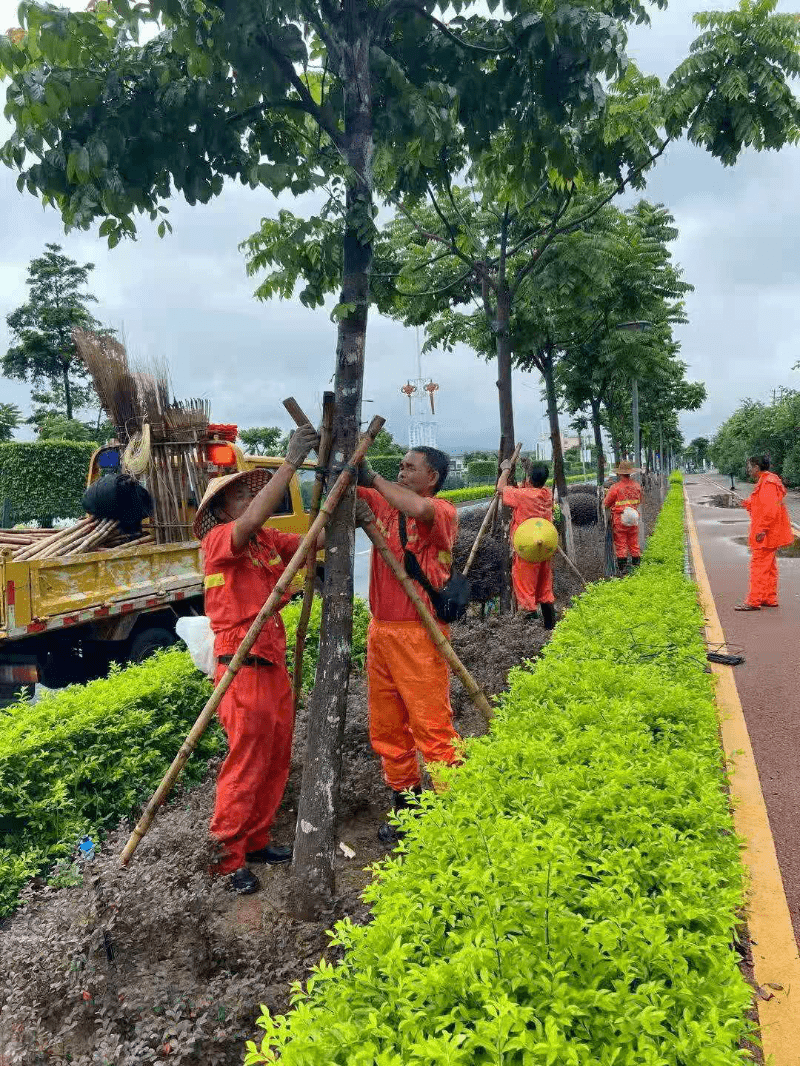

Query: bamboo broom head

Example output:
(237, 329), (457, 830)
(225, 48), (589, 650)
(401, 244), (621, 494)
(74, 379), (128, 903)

(164, 398), (210, 442)
(73, 329), (138, 441)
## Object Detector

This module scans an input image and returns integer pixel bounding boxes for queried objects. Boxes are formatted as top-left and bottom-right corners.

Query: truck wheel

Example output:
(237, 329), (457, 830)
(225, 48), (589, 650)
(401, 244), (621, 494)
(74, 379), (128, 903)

(127, 627), (177, 664)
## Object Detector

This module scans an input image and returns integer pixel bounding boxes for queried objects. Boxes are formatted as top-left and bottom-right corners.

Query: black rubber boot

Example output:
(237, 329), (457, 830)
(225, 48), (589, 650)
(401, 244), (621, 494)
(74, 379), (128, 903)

(540, 602), (557, 630)
(229, 867), (260, 895)
(378, 786), (422, 845)
(245, 844), (293, 864)
(630, 556), (641, 568)
(616, 557), (628, 576)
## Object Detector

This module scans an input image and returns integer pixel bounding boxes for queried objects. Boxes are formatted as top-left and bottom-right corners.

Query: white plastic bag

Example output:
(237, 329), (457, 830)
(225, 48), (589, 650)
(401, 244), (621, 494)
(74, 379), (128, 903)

(620, 506), (640, 528)
(175, 615), (216, 678)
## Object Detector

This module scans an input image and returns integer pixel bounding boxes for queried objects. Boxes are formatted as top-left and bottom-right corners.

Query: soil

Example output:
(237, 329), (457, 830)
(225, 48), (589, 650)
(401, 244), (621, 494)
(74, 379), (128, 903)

(0, 485), (720, 1066)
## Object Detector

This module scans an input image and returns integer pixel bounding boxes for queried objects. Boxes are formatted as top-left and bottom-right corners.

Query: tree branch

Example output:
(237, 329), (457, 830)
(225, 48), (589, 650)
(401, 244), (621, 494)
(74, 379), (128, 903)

(390, 264), (477, 299)
(377, 1), (513, 52)
(261, 36), (345, 151)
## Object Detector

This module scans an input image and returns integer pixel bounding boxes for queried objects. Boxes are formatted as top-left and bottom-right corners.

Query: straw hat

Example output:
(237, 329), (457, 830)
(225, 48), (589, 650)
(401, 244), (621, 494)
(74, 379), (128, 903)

(614, 460), (639, 475)
(192, 468), (271, 541)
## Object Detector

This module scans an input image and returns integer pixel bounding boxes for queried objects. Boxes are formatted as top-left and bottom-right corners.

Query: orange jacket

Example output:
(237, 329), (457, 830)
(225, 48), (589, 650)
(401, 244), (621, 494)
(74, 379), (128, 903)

(742, 471), (793, 549)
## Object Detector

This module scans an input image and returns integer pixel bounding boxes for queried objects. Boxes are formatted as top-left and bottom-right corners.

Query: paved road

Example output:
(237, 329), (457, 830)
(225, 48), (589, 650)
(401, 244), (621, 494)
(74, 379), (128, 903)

(693, 471), (800, 531)
(685, 476), (800, 944)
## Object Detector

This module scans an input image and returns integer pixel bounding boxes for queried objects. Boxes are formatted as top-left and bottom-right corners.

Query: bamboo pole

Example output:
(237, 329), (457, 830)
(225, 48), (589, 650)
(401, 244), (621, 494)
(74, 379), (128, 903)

(290, 391), (335, 709)
(119, 415), (385, 866)
(12, 519), (90, 560)
(556, 545), (587, 587)
(463, 442), (522, 576)
(361, 518), (494, 723)
(19, 518), (95, 560)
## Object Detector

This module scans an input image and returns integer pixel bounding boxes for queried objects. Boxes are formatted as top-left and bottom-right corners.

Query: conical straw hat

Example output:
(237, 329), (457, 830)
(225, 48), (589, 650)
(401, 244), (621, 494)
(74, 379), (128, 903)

(192, 468), (271, 541)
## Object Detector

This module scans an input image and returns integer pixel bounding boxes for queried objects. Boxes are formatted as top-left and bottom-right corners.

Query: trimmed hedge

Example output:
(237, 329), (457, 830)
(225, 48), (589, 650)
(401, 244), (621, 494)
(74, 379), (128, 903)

(467, 459), (496, 482)
(369, 455), (402, 481)
(0, 650), (216, 918)
(439, 484), (494, 504)
(0, 597), (371, 918)
(246, 472), (753, 1065)
(0, 440), (96, 524)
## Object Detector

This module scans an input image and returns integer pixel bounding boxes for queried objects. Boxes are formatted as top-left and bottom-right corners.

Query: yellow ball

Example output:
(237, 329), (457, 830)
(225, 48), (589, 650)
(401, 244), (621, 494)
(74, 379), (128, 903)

(513, 517), (558, 563)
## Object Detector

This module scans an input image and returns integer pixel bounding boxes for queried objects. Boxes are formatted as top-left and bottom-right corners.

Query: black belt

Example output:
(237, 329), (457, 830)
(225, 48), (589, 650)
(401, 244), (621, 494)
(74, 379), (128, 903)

(218, 654), (274, 669)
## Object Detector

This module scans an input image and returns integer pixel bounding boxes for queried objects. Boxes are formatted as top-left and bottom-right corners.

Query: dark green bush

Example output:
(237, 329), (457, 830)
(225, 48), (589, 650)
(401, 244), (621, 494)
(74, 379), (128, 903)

(0, 440), (96, 523)
(369, 455), (402, 481)
(466, 459), (496, 482)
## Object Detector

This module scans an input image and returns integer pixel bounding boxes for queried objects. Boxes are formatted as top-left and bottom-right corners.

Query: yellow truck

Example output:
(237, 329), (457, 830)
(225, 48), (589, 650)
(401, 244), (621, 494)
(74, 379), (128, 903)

(0, 441), (318, 702)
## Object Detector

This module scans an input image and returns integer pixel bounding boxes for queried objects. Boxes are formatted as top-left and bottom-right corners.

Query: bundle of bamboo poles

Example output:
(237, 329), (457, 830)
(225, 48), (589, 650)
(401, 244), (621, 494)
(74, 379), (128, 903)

(7, 518), (150, 560)
(148, 440), (209, 544)
(0, 529), (53, 551)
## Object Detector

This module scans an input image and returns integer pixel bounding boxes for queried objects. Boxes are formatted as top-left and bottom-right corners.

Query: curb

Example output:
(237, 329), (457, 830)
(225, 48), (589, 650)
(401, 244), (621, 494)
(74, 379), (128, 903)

(684, 488), (800, 1065)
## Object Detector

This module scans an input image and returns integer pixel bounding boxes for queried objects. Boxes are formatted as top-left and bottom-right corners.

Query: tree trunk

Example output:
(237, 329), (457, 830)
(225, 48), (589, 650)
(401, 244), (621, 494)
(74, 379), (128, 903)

(541, 349), (574, 559)
(494, 286), (514, 612)
(290, 44), (373, 920)
(590, 398), (605, 488)
(63, 362), (73, 421)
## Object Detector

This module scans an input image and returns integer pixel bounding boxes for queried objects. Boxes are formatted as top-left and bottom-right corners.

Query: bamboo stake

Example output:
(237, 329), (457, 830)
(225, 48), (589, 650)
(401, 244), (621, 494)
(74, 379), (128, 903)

(362, 518), (494, 723)
(18, 518), (94, 560)
(119, 415), (386, 867)
(36, 519), (101, 558)
(463, 442), (522, 575)
(290, 391), (335, 710)
(63, 519), (118, 555)
(556, 545), (587, 587)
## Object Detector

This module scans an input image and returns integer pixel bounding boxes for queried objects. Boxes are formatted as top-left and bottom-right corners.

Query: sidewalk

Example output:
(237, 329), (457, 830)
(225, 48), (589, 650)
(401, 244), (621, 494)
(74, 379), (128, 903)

(694, 470), (800, 532)
(685, 476), (800, 947)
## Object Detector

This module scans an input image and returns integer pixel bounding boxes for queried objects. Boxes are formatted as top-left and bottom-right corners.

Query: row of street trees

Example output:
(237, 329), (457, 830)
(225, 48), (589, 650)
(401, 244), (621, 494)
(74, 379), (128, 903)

(3, 0), (800, 914)
(710, 390), (800, 485)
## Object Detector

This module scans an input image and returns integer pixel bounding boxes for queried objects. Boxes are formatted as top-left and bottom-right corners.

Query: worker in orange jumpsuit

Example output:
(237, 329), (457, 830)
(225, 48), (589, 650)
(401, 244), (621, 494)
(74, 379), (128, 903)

(603, 460), (643, 574)
(497, 459), (556, 628)
(735, 455), (793, 611)
(193, 423), (319, 894)
(356, 447), (461, 843)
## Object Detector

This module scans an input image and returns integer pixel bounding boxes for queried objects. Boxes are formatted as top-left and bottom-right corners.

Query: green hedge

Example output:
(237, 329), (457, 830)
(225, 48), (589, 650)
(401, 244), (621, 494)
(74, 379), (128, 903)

(370, 455), (402, 481)
(246, 472), (753, 1065)
(467, 459), (496, 482)
(0, 649), (216, 917)
(0, 440), (96, 523)
(439, 484), (495, 504)
(0, 596), (371, 918)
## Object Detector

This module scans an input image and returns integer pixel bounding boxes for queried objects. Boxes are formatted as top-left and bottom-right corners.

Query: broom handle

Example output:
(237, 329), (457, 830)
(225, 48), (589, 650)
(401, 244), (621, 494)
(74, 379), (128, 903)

(463, 443), (522, 576)
(119, 415), (385, 867)
(362, 519), (494, 723)
(289, 392), (335, 709)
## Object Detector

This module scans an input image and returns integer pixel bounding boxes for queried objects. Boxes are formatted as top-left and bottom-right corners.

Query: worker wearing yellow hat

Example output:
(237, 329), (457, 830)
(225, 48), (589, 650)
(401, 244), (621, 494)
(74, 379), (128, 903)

(497, 459), (557, 628)
(604, 460), (643, 574)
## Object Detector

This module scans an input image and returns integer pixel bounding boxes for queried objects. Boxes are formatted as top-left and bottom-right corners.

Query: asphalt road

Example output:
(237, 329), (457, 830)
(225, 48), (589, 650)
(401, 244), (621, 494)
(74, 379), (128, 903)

(685, 475), (800, 945)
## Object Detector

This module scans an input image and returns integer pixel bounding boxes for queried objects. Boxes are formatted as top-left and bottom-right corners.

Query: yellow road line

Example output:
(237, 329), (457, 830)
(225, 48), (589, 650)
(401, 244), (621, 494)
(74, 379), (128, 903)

(685, 488), (800, 1064)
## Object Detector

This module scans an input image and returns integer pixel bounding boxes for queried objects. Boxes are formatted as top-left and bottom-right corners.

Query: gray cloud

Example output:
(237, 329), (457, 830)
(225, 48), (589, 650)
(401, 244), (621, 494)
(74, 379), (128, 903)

(2, 0), (799, 454)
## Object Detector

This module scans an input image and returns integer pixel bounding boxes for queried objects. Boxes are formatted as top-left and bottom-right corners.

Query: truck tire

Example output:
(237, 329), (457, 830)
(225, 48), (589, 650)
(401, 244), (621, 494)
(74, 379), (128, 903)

(127, 627), (177, 665)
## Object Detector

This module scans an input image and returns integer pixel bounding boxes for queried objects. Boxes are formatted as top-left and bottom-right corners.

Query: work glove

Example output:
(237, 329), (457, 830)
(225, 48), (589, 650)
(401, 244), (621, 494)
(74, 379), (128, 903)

(285, 424), (320, 469)
(500, 459), (513, 472)
(355, 498), (375, 528)
(357, 459), (377, 487)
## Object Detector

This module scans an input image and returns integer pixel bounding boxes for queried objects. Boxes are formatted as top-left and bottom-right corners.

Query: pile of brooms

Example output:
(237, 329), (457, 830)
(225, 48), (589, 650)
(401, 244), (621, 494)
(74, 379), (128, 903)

(73, 329), (211, 545)
(0, 333), (213, 561)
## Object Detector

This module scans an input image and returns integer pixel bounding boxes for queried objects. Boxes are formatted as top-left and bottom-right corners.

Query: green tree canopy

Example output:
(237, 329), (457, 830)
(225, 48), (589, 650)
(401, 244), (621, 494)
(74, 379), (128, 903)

(0, 403), (22, 442)
(238, 426), (286, 455)
(3, 244), (106, 420)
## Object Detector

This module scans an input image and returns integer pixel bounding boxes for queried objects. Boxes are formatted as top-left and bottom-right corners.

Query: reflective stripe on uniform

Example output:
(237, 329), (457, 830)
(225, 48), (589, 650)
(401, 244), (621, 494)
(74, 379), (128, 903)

(204, 572), (225, 589)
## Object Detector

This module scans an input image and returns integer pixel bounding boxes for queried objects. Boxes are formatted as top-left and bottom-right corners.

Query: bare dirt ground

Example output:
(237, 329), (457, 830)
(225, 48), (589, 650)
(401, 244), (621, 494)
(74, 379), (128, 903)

(0, 493), (672, 1065)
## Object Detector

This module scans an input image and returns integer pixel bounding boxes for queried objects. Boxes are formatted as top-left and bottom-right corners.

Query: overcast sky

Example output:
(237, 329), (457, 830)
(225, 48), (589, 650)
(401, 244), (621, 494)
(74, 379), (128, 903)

(2, 0), (799, 453)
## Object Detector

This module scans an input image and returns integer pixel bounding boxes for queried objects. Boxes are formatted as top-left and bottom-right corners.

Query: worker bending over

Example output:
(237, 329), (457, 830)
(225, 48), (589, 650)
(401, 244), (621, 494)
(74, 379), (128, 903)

(497, 459), (556, 628)
(604, 460), (642, 574)
(357, 448), (461, 843)
(736, 455), (793, 611)
(193, 424), (319, 895)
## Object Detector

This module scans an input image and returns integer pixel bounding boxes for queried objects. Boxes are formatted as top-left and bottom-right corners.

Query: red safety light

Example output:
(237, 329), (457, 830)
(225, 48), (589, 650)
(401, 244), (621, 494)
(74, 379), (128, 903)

(207, 442), (236, 466)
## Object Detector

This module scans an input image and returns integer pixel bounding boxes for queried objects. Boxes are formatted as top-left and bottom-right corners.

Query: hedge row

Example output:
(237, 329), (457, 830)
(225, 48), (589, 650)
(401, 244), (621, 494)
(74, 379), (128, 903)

(0, 650), (216, 918)
(0, 599), (371, 918)
(439, 483), (495, 503)
(0, 440), (96, 524)
(246, 471), (752, 1065)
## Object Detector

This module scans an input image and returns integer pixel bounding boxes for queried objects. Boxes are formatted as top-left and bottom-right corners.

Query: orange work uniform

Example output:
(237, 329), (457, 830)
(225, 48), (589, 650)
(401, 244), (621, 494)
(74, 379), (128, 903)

(202, 523), (301, 873)
(358, 487), (461, 792)
(604, 476), (643, 559)
(741, 471), (793, 607)
(501, 485), (555, 611)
